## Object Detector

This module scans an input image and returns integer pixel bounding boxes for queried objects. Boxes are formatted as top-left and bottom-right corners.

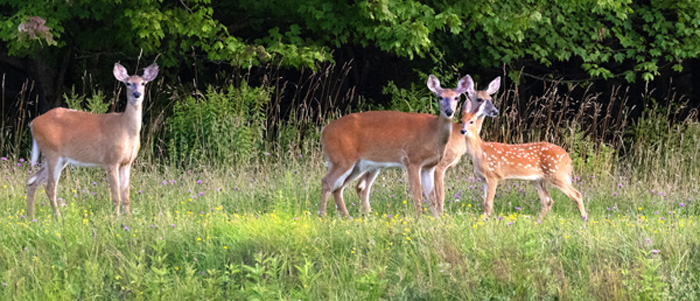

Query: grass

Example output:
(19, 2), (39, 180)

(1, 153), (699, 300)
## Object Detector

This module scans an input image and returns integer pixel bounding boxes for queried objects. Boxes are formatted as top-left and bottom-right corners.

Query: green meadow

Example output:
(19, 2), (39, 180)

(1, 146), (699, 300)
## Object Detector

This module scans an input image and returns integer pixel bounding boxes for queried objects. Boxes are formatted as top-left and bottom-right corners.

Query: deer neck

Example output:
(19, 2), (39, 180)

(436, 114), (454, 146)
(121, 98), (143, 137)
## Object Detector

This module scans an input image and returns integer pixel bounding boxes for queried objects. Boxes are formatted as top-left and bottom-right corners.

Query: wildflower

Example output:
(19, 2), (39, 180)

(150, 225), (155, 228)
(613, 192), (618, 196)
(20, 215), (24, 219)
(162, 181), (167, 186)
(293, 217), (298, 221)
(508, 222), (513, 226)
(651, 249), (660, 254)
(137, 190), (142, 194)
(92, 182), (97, 186)
(124, 226), (129, 231)
(17, 163), (21, 167)
(680, 203), (685, 207)
(194, 258), (198, 262)
(498, 216), (503, 221)
(171, 224), (176, 228)
(298, 154), (302, 158)
(0, 157), (6, 161)
(199, 192), (204, 196)
(196, 180), (202, 184)
(265, 152), (270, 156)
(19, 158), (24, 162)
(618, 183), (622, 188)
(515, 207), (521, 210)
(233, 187), (238, 191)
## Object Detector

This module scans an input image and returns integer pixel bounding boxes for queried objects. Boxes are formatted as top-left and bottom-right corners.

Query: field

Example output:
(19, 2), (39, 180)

(1, 149), (699, 300)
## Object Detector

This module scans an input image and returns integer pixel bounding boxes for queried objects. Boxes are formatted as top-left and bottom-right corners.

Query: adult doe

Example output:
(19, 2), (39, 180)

(320, 75), (473, 217)
(27, 62), (159, 218)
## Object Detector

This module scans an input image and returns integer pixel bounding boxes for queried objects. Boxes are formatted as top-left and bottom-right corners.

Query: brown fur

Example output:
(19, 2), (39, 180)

(459, 108), (587, 220)
(320, 75), (470, 217)
(26, 63), (158, 218)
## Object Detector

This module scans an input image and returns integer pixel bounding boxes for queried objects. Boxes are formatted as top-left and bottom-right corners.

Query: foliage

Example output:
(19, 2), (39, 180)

(63, 88), (110, 114)
(166, 83), (269, 166)
(5, 0), (699, 83)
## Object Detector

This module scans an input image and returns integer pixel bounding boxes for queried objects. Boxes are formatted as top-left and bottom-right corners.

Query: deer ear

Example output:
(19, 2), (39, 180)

(485, 76), (501, 95)
(113, 63), (129, 83)
(427, 75), (441, 93)
(462, 99), (472, 113)
(142, 63), (159, 82)
(456, 75), (474, 95)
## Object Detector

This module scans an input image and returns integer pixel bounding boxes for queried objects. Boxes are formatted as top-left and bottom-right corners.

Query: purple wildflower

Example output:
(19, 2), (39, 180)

(196, 180), (202, 184)
(515, 207), (521, 210)
(124, 226), (130, 231)
(199, 192), (204, 196)
(137, 190), (142, 194)
(92, 182), (97, 186)
(680, 203), (685, 207)
(171, 224), (176, 228)
(0, 157), (6, 161)
(498, 216), (503, 220)
(19, 158), (24, 162)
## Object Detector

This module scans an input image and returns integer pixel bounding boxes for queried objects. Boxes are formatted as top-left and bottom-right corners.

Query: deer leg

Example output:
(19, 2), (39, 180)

(406, 165), (424, 217)
(46, 157), (67, 219)
(432, 166), (447, 217)
(320, 161), (356, 217)
(534, 180), (553, 221)
(27, 164), (49, 218)
(119, 164), (132, 216)
(356, 169), (380, 216)
(552, 175), (587, 220)
(106, 165), (122, 216)
(482, 178), (498, 219)
(420, 167), (440, 217)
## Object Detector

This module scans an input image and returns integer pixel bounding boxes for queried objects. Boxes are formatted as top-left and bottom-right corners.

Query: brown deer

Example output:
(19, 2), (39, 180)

(458, 99), (587, 220)
(26, 62), (159, 218)
(320, 75), (471, 217)
(430, 76), (500, 216)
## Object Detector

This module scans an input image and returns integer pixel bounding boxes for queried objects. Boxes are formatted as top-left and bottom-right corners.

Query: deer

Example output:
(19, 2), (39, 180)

(430, 76), (501, 217)
(26, 62), (159, 219)
(320, 75), (471, 218)
(457, 98), (588, 221)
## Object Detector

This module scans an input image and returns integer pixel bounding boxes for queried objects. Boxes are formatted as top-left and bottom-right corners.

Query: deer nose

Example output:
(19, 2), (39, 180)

(133, 91), (141, 98)
(445, 109), (454, 117)
(460, 129), (467, 135)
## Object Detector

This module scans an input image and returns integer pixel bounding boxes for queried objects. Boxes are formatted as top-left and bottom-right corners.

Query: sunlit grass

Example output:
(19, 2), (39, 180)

(1, 154), (699, 300)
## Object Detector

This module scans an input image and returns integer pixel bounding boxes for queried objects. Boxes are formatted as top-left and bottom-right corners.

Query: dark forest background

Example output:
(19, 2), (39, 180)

(2, 0), (700, 161)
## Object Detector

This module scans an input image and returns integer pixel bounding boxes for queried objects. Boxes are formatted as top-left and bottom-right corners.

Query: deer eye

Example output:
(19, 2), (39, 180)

(469, 120), (475, 125)
(141, 82), (146, 86)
